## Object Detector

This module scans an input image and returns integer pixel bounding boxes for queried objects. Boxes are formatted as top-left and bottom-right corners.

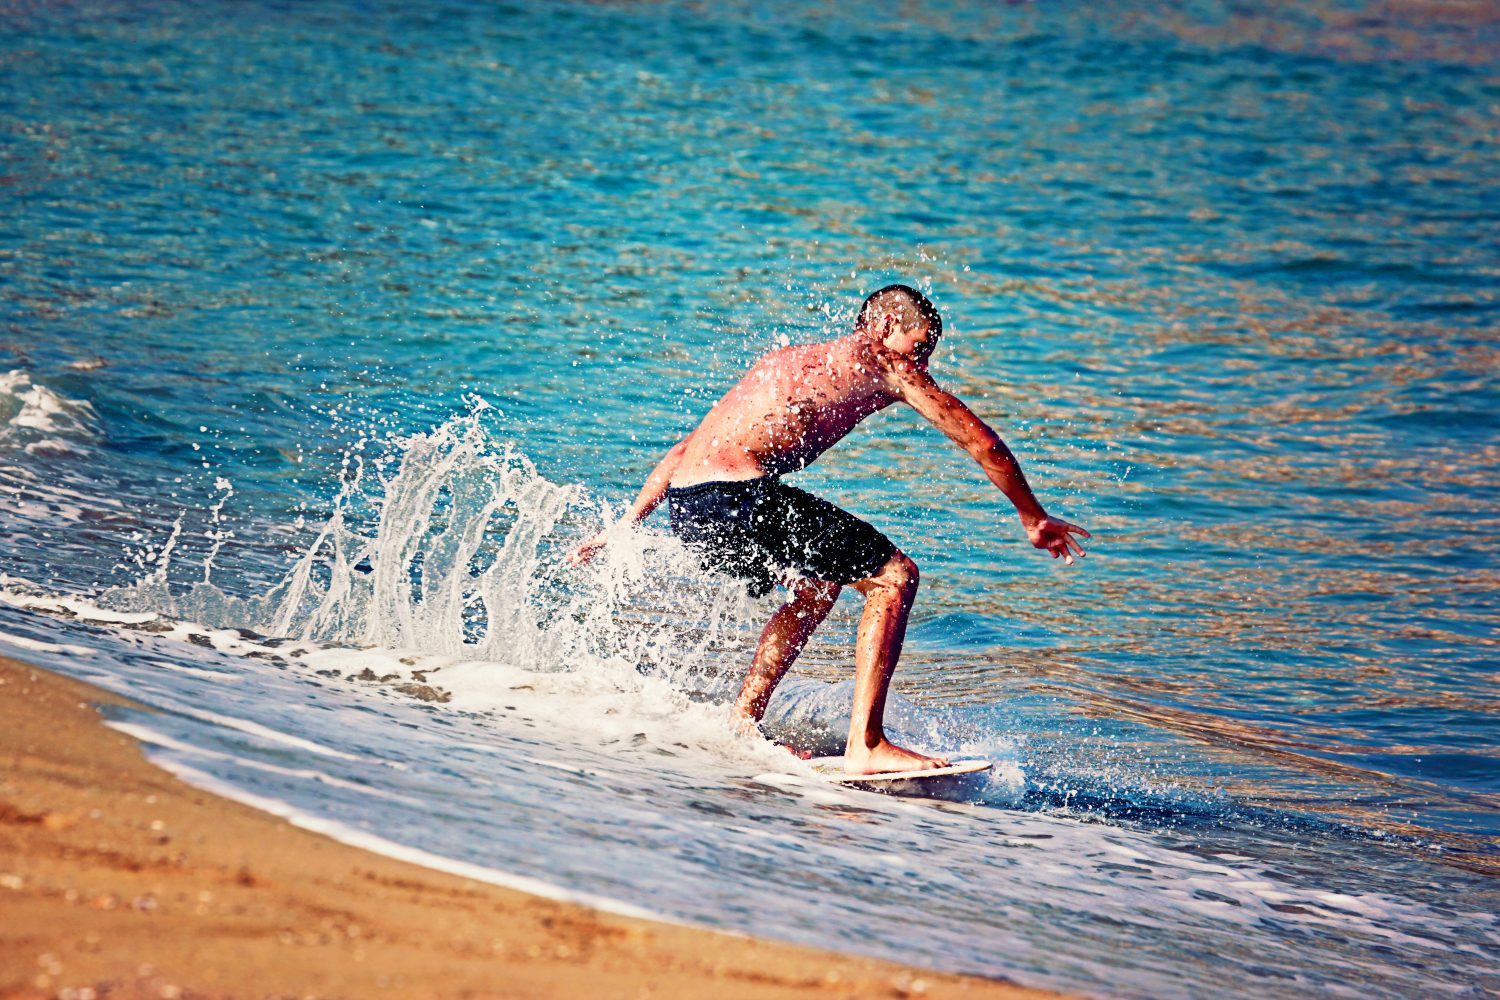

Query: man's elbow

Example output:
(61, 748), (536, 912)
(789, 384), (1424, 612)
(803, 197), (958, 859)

(963, 430), (1004, 462)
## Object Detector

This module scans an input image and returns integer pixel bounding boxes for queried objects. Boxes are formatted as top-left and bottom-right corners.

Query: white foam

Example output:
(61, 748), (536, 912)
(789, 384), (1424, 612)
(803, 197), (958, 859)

(750, 771), (865, 805)
(0, 580), (157, 623)
(0, 572), (1013, 801)
(175, 706), (365, 762)
(0, 369), (101, 453)
(136, 750), (679, 925)
(521, 755), (611, 779)
(0, 629), (95, 657)
(146, 659), (243, 682)
(107, 721), (421, 806)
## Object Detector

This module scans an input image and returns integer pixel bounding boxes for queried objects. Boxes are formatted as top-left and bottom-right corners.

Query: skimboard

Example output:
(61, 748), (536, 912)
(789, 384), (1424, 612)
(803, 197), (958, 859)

(809, 756), (992, 785)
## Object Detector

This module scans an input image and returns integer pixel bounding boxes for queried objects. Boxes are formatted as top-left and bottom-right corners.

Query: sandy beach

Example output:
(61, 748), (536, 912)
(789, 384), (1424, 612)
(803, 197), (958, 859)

(0, 656), (1064, 1000)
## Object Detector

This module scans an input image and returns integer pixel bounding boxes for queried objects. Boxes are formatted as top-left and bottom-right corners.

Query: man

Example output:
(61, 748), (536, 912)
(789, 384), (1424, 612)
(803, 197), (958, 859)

(571, 285), (1088, 774)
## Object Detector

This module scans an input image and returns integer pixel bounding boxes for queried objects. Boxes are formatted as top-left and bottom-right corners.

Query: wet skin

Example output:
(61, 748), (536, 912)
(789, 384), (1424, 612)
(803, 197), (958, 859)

(573, 306), (1088, 774)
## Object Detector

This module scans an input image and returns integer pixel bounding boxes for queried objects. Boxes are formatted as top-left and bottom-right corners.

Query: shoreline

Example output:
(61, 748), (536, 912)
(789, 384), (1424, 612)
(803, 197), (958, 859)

(0, 656), (1068, 1000)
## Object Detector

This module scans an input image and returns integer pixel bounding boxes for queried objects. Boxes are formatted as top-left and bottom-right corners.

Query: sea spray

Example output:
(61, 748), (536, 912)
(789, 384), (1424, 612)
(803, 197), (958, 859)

(101, 404), (767, 703)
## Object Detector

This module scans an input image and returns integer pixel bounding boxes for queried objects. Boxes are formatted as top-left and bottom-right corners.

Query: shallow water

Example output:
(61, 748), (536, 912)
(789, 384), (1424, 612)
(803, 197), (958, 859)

(3, 1), (1499, 996)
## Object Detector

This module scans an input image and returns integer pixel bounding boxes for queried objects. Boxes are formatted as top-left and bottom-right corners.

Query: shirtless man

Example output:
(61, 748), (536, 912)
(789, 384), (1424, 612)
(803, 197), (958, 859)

(571, 285), (1089, 774)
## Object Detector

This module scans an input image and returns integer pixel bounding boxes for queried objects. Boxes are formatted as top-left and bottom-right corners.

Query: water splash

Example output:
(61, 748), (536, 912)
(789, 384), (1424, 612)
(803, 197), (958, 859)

(102, 403), (768, 705)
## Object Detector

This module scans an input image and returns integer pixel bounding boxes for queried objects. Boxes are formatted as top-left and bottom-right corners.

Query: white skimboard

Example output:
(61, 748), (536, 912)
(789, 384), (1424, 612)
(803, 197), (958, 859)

(809, 756), (992, 785)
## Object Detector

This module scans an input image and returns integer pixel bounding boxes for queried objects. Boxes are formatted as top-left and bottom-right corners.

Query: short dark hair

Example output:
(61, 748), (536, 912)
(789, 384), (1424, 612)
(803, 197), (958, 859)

(855, 284), (942, 340)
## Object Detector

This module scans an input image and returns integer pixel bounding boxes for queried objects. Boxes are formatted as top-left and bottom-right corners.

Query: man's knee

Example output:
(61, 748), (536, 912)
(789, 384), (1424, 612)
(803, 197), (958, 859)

(789, 576), (841, 609)
(860, 550), (918, 596)
(889, 551), (919, 592)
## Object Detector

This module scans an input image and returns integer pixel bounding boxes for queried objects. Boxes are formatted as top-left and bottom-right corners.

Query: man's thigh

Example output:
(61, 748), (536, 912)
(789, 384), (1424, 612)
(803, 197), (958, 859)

(754, 483), (895, 586)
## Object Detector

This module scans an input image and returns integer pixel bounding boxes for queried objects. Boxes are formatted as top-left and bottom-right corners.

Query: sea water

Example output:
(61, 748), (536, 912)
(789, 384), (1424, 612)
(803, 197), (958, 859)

(2, 1), (1498, 996)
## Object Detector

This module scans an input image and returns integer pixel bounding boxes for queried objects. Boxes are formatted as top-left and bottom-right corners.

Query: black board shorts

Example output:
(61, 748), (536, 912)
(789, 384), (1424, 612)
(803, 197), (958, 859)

(666, 477), (896, 598)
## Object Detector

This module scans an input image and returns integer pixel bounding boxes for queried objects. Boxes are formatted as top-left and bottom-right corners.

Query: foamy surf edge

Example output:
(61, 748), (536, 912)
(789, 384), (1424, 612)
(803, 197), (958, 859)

(105, 719), (686, 928)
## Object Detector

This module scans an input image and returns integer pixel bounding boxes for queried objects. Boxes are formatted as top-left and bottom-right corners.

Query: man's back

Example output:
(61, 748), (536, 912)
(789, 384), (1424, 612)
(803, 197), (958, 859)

(670, 335), (904, 488)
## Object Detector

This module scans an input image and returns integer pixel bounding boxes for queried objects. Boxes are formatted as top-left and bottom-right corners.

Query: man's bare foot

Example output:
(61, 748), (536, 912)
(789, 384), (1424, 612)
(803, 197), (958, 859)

(843, 739), (950, 775)
(732, 710), (761, 739)
(733, 711), (813, 759)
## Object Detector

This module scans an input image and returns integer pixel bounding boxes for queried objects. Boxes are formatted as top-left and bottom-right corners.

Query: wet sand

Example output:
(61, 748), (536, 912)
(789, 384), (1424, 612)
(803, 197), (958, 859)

(0, 656), (1065, 1000)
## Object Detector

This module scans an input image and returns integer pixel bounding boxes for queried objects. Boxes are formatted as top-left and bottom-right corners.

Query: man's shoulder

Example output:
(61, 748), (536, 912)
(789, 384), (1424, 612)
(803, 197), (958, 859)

(837, 335), (896, 372)
(747, 337), (919, 387)
(750, 341), (819, 368)
(858, 339), (932, 389)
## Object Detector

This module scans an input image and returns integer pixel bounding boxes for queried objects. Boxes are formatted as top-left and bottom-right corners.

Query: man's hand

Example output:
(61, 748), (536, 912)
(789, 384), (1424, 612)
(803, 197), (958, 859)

(566, 531), (609, 567)
(1024, 515), (1090, 565)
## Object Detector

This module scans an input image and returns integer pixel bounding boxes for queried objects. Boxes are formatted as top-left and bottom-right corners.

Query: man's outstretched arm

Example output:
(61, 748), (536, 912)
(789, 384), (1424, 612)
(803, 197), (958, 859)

(888, 361), (1089, 563)
(567, 434), (692, 565)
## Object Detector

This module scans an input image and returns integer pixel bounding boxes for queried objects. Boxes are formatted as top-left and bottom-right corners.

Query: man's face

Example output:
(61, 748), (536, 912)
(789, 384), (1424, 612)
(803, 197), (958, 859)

(881, 315), (938, 367)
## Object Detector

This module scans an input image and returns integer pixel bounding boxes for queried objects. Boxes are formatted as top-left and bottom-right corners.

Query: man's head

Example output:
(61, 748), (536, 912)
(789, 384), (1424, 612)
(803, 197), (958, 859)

(855, 284), (942, 365)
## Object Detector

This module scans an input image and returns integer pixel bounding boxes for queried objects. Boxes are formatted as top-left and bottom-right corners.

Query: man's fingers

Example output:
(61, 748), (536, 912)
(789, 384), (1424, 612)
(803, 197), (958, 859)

(1042, 534), (1084, 565)
(567, 537), (604, 566)
(1036, 520), (1089, 565)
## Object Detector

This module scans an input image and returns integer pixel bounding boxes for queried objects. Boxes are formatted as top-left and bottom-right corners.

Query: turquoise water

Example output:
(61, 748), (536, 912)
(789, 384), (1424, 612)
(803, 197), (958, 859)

(3, 1), (1499, 995)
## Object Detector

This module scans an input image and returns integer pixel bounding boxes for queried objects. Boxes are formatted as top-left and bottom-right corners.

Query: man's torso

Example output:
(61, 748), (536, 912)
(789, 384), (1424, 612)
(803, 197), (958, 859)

(669, 336), (897, 488)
